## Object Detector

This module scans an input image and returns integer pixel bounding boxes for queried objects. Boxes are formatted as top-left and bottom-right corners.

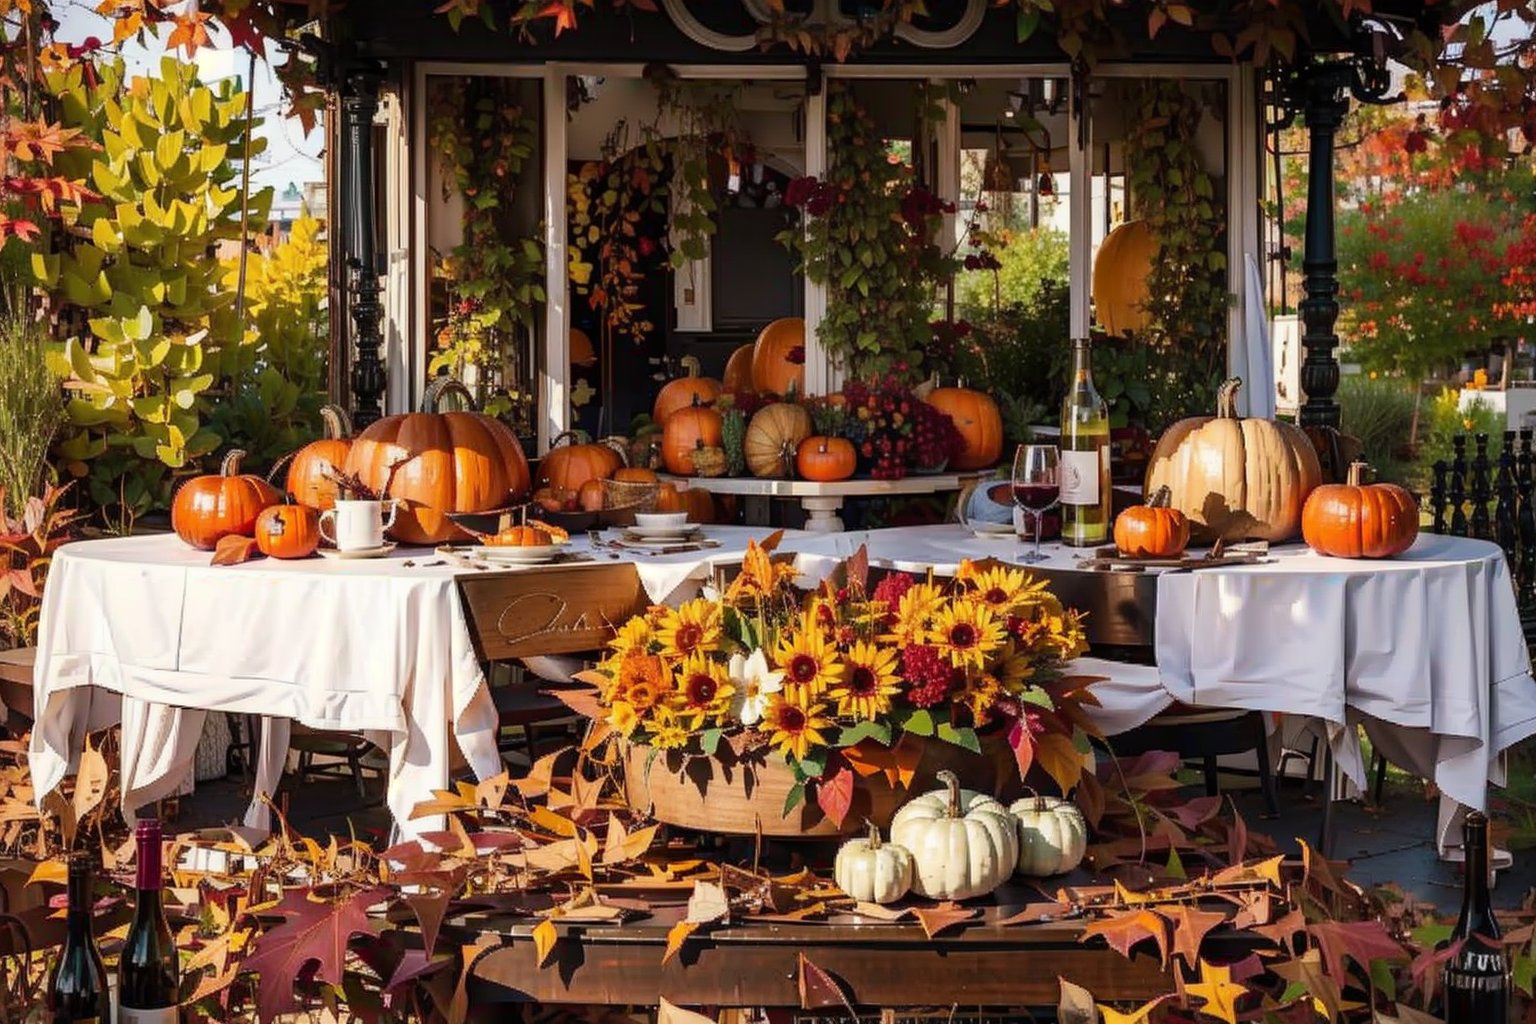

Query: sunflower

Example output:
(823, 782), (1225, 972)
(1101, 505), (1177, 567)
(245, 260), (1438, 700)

(955, 562), (1047, 614)
(649, 705), (690, 751)
(609, 615), (655, 656)
(883, 580), (945, 645)
(775, 614), (844, 699)
(654, 598), (722, 661)
(828, 640), (902, 720)
(608, 700), (639, 737)
(670, 652), (736, 730)
(957, 671), (1003, 722)
(760, 691), (833, 762)
(994, 643), (1036, 693)
(614, 651), (670, 711)
(928, 599), (1006, 670)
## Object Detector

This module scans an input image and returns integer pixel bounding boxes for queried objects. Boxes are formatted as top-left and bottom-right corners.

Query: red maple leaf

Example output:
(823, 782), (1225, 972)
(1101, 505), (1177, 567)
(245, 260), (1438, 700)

(814, 763), (854, 828)
(1080, 909), (1171, 967)
(223, 12), (268, 56)
(240, 886), (389, 1022)
(1306, 919), (1409, 985)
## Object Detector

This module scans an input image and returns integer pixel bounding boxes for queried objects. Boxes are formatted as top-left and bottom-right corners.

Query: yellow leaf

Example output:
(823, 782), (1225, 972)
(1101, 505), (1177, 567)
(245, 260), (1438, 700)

(1098, 995), (1172, 1024)
(531, 918), (558, 968)
(529, 805), (579, 838)
(662, 920), (698, 966)
(1185, 960), (1247, 1024)
(658, 998), (716, 1024)
(27, 859), (66, 887)
(575, 828), (594, 881)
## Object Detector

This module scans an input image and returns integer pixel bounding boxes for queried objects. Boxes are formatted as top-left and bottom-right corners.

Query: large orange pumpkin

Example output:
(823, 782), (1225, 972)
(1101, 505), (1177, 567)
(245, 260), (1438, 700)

(284, 404), (353, 511)
(751, 318), (806, 397)
(723, 344), (754, 393)
(537, 430), (623, 494)
(924, 387), (1003, 471)
(662, 400), (725, 476)
(254, 502), (321, 560)
(1144, 378), (1322, 543)
(654, 355), (722, 426)
(172, 450), (282, 550)
(343, 382), (532, 546)
(1093, 219), (1156, 337)
(1301, 461), (1419, 559)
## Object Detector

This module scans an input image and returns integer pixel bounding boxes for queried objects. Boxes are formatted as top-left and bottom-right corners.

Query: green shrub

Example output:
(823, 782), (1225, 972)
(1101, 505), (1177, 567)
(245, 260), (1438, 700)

(1336, 374), (1416, 485)
(954, 226), (1069, 319)
(1417, 387), (1504, 488)
(0, 284), (63, 518)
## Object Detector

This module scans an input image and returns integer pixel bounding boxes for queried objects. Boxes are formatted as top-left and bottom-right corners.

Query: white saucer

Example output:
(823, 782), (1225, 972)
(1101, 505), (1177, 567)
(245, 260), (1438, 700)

(473, 544), (562, 563)
(624, 523), (701, 541)
(318, 543), (397, 560)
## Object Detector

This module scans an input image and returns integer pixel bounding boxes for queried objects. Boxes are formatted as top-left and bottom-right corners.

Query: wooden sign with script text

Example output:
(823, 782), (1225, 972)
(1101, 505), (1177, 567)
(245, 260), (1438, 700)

(456, 564), (650, 662)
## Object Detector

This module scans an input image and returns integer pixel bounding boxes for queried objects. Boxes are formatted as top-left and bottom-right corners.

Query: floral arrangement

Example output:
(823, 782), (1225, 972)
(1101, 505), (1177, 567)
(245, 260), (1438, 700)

(580, 537), (1095, 822)
(833, 377), (965, 479)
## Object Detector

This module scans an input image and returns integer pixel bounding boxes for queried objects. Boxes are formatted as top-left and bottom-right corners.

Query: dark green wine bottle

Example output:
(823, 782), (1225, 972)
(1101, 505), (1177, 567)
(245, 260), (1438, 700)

(1444, 812), (1509, 1023)
(46, 853), (110, 1024)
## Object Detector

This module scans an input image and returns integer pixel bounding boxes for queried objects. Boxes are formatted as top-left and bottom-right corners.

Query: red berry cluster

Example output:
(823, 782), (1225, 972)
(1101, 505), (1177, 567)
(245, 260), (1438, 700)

(838, 376), (966, 479)
(901, 644), (959, 708)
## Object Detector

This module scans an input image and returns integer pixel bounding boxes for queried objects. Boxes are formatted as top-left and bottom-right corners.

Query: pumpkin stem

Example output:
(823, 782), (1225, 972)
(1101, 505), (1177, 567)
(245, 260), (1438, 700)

(1347, 460), (1369, 487)
(865, 819), (882, 849)
(1147, 485), (1172, 508)
(319, 403), (352, 440)
(937, 769), (962, 818)
(1215, 377), (1244, 419)
(681, 354), (701, 379)
(220, 449), (248, 477)
(550, 430), (580, 450)
(422, 376), (478, 413)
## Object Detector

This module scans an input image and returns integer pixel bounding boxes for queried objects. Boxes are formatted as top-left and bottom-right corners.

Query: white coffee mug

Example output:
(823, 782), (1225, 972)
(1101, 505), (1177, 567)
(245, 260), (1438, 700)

(319, 498), (398, 551)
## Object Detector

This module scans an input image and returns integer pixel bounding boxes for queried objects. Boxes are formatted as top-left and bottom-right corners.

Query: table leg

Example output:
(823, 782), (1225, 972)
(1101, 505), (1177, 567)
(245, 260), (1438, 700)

(801, 496), (845, 533)
(242, 716), (290, 835)
(1318, 746), (1336, 858)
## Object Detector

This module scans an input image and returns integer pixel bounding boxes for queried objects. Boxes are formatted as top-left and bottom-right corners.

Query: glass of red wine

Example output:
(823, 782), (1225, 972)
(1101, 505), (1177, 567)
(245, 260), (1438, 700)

(1012, 443), (1060, 565)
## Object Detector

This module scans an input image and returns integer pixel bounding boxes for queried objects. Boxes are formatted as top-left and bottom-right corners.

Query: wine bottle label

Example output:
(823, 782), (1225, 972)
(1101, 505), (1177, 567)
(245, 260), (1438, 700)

(1059, 449), (1101, 505)
(118, 1006), (178, 1024)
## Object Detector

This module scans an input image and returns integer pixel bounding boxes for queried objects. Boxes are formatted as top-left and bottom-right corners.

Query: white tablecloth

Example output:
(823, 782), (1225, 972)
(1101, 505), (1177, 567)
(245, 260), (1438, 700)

(32, 527), (797, 838)
(792, 526), (1536, 848)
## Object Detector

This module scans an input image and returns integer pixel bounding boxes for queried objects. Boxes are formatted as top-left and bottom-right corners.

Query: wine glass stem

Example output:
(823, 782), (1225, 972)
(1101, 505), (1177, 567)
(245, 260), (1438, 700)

(1033, 510), (1044, 561)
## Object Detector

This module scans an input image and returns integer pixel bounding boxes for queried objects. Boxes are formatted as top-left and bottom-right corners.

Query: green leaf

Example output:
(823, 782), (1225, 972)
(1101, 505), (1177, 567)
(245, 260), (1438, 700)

(1368, 957), (1396, 1000)
(783, 781), (805, 815)
(902, 709), (936, 737)
(1016, 7), (1041, 41)
(1166, 845), (1187, 880)
(935, 723), (980, 753)
(836, 719), (892, 748)
(699, 728), (723, 757)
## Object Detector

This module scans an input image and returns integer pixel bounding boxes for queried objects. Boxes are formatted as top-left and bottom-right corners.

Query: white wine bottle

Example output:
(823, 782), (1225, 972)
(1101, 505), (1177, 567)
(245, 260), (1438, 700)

(1060, 337), (1111, 547)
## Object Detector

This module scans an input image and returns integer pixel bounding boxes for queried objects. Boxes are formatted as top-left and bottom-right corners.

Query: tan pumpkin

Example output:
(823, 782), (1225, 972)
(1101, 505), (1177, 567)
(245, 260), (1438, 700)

(925, 386), (1003, 471)
(745, 403), (812, 479)
(1145, 378), (1322, 543)
(537, 430), (623, 494)
(284, 404), (353, 511)
(723, 343), (755, 393)
(750, 317), (806, 397)
(172, 450), (282, 550)
(653, 355), (722, 426)
(797, 436), (856, 482)
(1301, 460), (1419, 559)
(1093, 219), (1156, 337)
(662, 400), (725, 476)
(343, 379), (532, 545)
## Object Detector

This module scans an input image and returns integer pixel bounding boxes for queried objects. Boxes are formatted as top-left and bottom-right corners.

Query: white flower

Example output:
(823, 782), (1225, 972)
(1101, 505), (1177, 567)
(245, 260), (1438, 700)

(728, 648), (784, 726)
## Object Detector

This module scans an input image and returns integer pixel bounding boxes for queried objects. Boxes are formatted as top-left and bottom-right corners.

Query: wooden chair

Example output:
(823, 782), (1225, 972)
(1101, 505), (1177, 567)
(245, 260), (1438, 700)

(0, 646), (34, 736)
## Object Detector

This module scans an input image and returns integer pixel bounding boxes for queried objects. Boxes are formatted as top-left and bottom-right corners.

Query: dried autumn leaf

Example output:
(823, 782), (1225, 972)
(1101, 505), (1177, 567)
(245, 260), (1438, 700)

(814, 765), (854, 828)
(657, 997), (716, 1024)
(798, 952), (857, 1014)
(239, 886), (388, 1023)
(686, 879), (730, 924)
(1035, 730), (1085, 795)
(1159, 904), (1227, 966)
(662, 919), (698, 966)
(912, 901), (977, 939)
(1080, 908), (1171, 967)
(531, 918), (558, 968)
(211, 534), (260, 566)
(1185, 959), (1248, 1024)
(1057, 977), (1097, 1024)
(406, 889), (452, 954)
(72, 737), (109, 822)
(1098, 994), (1173, 1024)
(1307, 919), (1409, 986)
(1270, 947), (1343, 1022)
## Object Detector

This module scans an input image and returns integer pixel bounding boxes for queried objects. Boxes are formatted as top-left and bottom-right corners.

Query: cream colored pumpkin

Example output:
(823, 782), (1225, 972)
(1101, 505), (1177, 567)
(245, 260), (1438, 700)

(744, 403), (812, 479)
(890, 770), (1018, 901)
(834, 822), (914, 905)
(1008, 794), (1088, 877)
(1144, 377), (1322, 543)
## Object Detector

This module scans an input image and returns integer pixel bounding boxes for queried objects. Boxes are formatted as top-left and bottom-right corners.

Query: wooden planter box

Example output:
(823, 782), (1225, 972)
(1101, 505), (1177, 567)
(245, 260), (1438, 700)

(621, 735), (1025, 839)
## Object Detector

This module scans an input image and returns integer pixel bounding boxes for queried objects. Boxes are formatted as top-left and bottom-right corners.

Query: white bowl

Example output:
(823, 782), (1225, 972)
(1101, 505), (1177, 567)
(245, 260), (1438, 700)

(634, 511), (689, 530)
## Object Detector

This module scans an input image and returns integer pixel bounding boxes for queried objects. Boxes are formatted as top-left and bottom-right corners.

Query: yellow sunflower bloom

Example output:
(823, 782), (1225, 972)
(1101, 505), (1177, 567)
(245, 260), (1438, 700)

(928, 599), (1006, 670)
(669, 652), (737, 730)
(775, 613), (844, 699)
(955, 562), (1048, 614)
(828, 640), (902, 720)
(958, 671), (1003, 721)
(994, 643), (1036, 693)
(883, 581), (945, 645)
(615, 652), (670, 712)
(608, 700), (639, 737)
(649, 705), (690, 750)
(761, 691), (833, 763)
(609, 616), (654, 656)
(654, 598), (723, 661)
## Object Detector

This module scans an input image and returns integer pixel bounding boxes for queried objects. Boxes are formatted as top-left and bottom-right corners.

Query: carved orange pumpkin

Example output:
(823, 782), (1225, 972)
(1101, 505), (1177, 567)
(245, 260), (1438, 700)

(254, 502), (321, 560)
(172, 450), (282, 551)
(723, 344), (755, 393)
(343, 381), (532, 546)
(1301, 461), (1419, 559)
(924, 387), (1003, 471)
(797, 436), (857, 482)
(1144, 378), (1322, 543)
(654, 355), (722, 426)
(745, 403), (812, 479)
(662, 400), (725, 476)
(1112, 486), (1189, 559)
(751, 317), (806, 397)
(284, 404), (353, 511)
(537, 430), (623, 493)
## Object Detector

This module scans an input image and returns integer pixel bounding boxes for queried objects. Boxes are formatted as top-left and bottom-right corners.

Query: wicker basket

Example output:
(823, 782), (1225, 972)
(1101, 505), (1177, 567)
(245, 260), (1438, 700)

(602, 478), (659, 511)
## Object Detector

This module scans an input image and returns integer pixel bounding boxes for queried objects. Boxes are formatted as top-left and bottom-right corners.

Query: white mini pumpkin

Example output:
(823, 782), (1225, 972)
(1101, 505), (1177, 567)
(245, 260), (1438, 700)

(890, 770), (1018, 901)
(834, 822), (914, 905)
(1008, 793), (1089, 877)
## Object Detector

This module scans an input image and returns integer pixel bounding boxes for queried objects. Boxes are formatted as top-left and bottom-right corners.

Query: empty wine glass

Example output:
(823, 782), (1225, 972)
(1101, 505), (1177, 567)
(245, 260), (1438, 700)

(1012, 444), (1061, 565)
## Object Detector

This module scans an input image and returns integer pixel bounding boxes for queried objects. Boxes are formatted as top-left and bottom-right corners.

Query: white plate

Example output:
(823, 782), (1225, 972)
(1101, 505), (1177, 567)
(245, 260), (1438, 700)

(967, 520), (1016, 538)
(318, 543), (398, 560)
(624, 523), (700, 540)
(473, 544), (562, 563)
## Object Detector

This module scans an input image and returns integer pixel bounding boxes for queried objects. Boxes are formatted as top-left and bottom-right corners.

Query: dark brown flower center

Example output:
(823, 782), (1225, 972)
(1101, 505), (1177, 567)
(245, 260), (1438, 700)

(949, 623), (978, 648)
(848, 665), (878, 696)
(789, 653), (819, 683)
(778, 705), (807, 731)
(675, 624), (703, 651)
(985, 587), (1008, 605)
(685, 673), (717, 706)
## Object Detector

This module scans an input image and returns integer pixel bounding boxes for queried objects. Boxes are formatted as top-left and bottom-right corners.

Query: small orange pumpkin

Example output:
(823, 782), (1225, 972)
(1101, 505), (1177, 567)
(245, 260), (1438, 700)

(172, 450), (283, 551)
(723, 344), (755, 393)
(613, 467), (659, 484)
(655, 483), (685, 513)
(1113, 486), (1189, 559)
(284, 404), (353, 511)
(577, 479), (607, 512)
(680, 486), (714, 524)
(254, 502), (321, 559)
(662, 399), (725, 476)
(797, 436), (857, 482)
(654, 355), (722, 426)
(1301, 461), (1419, 559)
(487, 525), (554, 547)
(750, 318), (806, 397)
(925, 386), (1003, 471)
(537, 430), (624, 494)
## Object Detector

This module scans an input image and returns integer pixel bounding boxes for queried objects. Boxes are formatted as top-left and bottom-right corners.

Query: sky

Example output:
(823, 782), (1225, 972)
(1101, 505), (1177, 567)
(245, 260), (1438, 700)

(51, 1), (325, 198)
